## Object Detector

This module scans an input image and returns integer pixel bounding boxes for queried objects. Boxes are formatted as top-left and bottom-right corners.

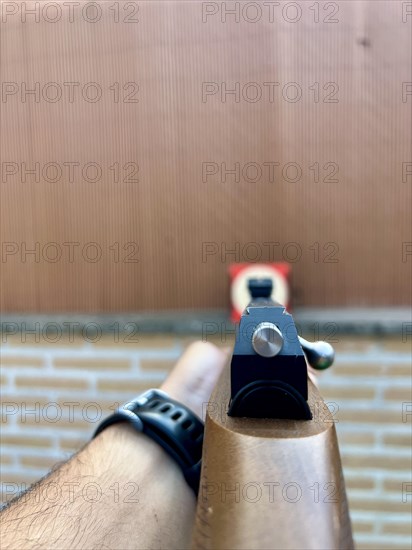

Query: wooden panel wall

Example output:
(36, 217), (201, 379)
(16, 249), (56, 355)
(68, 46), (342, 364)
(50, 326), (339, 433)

(1, 1), (411, 311)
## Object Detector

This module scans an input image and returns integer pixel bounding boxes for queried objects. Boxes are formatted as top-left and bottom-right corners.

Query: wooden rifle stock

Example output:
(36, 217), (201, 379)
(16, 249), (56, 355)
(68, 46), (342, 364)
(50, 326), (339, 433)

(192, 280), (354, 549)
(192, 364), (354, 549)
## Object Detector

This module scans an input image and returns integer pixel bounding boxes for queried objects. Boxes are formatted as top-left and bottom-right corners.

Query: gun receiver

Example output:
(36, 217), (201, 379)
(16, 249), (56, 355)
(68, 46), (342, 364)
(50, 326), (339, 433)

(192, 279), (354, 550)
(229, 279), (334, 420)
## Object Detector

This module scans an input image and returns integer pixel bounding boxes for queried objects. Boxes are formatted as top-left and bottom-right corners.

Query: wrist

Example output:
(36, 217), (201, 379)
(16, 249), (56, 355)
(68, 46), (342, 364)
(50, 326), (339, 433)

(91, 422), (182, 482)
(90, 342), (228, 497)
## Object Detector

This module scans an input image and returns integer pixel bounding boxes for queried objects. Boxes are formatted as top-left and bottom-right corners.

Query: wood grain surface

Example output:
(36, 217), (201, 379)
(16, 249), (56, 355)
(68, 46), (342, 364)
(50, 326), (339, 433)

(1, 1), (410, 311)
(192, 360), (354, 549)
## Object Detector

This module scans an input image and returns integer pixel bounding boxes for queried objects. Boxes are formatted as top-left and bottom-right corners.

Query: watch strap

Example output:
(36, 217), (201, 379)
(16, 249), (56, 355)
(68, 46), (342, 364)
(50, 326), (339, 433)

(93, 390), (204, 495)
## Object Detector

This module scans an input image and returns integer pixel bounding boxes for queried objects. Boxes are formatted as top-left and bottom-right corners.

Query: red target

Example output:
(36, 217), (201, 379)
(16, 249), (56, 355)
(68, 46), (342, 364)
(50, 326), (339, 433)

(229, 263), (291, 322)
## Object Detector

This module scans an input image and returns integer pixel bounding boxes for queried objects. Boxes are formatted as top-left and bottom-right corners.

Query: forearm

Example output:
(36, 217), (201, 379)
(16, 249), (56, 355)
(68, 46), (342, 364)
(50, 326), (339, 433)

(1, 423), (195, 550)
(1, 342), (227, 549)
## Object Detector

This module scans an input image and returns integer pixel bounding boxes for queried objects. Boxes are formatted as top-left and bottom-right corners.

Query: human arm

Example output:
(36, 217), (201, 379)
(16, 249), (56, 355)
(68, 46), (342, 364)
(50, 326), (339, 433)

(0, 342), (228, 550)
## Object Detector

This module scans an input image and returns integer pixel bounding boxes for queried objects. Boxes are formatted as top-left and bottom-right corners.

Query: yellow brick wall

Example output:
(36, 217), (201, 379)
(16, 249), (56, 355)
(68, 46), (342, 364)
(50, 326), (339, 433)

(1, 332), (411, 548)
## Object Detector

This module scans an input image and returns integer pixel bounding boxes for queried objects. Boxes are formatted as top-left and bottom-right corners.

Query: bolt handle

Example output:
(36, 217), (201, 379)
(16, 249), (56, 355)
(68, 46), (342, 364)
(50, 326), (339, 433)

(298, 337), (335, 370)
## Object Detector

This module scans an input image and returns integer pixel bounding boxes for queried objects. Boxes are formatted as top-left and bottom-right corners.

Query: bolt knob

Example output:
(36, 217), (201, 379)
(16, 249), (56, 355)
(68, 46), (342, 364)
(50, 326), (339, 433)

(298, 337), (335, 370)
(252, 322), (284, 358)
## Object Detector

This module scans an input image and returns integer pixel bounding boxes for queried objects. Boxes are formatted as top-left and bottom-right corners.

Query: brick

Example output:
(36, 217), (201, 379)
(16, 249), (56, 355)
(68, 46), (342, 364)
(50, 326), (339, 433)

(383, 479), (412, 493)
(0, 473), (39, 486)
(1, 435), (53, 448)
(0, 375), (7, 386)
(348, 498), (411, 513)
(15, 376), (89, 390)
(386, 364), (412, 377)
(1, 333), (85, 347)
(183, 335), (235, 348)
(320, 386), (375, 400)
(356, 542), (412, 550)
(333, 364), (383, 376)
(59, 436), (88, 451)
(345, 477), (375, 490)
(46, 333), (86, 347)
(19, 455), (63, 470)
(0, 395), (52, 408)
(0, 356), (44, 367)
(351, 521), (374, 533)
(331, 338), (377, 352)
(97, 379), (159, 393)
(384, 388), (412, 401)
(0, 455), (13, 465)
(53, 358), (130, 371)
(93, 333), (176, 348)
(382, 433), (412, 447)
(338, 432), (375, 445)
(382, 522), (412, 535)
(342, 454), (411, 471)
(139, 359), (176, 372)
(338, 409), (403, 424)
(382, 337), (412, 352)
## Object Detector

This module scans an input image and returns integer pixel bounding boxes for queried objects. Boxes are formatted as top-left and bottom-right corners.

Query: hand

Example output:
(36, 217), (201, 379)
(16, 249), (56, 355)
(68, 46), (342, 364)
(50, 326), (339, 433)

(161, 341), (230, 419)
(0, 342), (230, 550)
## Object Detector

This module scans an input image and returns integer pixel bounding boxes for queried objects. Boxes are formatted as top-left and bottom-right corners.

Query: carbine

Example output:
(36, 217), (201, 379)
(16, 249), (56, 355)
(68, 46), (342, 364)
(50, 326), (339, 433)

(192, 279), (354, 549)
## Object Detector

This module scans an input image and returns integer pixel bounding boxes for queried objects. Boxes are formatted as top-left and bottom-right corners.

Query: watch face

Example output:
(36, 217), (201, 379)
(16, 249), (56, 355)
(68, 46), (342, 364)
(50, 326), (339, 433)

(230, 263), (290, 321)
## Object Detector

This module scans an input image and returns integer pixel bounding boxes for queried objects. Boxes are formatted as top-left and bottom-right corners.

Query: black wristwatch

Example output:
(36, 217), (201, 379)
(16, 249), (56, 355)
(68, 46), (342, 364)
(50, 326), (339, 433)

(93, 389), (204, 495)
